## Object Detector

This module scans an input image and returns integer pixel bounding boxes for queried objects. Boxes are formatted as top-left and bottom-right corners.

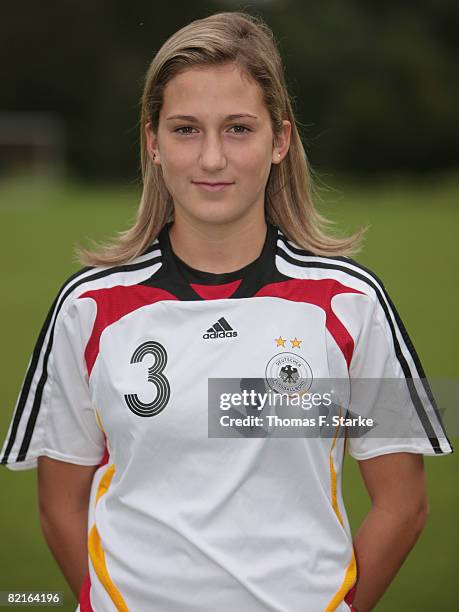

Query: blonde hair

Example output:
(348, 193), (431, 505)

(76, 11), (365, 266)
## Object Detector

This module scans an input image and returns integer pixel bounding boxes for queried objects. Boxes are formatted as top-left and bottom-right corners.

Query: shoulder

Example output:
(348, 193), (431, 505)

(49, 240), (163, 325)
(275, 229), (390, 311)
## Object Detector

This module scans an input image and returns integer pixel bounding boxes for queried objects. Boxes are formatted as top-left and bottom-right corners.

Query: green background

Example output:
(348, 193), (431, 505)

(0, 175), (457, 611)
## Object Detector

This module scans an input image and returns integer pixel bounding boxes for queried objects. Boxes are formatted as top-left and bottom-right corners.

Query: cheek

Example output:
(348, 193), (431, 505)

(235, 144), (272, 180)
(161, 148), (193, 185)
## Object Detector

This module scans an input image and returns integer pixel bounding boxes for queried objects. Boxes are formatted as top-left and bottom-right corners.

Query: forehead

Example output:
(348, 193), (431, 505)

(160, 63), (268, 118)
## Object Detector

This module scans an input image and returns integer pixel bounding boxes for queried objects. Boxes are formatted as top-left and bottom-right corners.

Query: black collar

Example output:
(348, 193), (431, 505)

(144, 221), (281, 300)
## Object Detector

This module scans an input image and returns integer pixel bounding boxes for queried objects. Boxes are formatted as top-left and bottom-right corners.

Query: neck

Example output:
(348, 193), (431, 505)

(168, 212), (268, 274)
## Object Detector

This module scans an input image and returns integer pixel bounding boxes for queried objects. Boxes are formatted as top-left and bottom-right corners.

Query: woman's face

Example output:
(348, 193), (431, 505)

(145, 62), (290, 227)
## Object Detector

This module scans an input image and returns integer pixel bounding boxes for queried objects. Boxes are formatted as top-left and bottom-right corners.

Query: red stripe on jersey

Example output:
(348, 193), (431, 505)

(99, 442), (109, 467)
(190, 279), (242, 300)
(344, 583), (356, 606)
(79, 285), (178, 376)
(254, 279), (363, 368)
(78, 572), (94, 612)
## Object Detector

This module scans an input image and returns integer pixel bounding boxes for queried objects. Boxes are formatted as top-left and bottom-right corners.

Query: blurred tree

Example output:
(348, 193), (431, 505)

(275, 0), (459, 173)
(0, 0), (457, 179)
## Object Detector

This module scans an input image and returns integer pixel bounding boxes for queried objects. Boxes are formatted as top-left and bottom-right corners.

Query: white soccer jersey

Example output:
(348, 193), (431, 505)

(1, 222), (452, 612)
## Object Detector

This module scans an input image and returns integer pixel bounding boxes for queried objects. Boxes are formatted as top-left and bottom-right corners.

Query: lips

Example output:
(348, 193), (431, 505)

(193, 181), (233, 185)
(193, 181), (234, 192)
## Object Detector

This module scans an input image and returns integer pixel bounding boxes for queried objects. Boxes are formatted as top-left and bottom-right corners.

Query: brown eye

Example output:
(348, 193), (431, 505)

(174, 126), (197, 135)
(229, 125), (251, 134)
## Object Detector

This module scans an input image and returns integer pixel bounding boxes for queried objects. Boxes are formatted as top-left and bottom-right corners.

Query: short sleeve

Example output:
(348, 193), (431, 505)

(1, 289), (105, 470)
(343, 286), (454, 460)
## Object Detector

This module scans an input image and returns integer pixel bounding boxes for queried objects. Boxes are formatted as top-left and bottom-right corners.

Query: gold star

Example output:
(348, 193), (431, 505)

(290, 337), (302, 349)
(275, 336), (286, 347)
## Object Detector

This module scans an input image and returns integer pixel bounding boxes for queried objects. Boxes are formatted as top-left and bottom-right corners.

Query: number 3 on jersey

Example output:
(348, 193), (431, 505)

(124, 341), (171, 417)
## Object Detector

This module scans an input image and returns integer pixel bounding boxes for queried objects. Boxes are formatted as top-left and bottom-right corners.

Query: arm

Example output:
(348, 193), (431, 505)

(37, 456), (99, 600)
(351, 452), (429, 612)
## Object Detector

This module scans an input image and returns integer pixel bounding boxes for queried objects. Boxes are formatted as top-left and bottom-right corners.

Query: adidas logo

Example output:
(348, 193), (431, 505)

(203, 317), (238, 339)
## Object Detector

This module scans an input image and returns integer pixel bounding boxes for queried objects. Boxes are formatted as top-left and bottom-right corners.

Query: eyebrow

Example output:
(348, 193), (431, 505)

(166, 113), (258, 121)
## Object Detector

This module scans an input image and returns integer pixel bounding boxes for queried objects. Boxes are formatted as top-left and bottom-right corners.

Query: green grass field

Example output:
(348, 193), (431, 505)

(0, 174), (457, 611)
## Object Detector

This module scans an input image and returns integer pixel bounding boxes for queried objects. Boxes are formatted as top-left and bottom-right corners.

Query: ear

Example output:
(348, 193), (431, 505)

(272, 120), (292, 165)
(145, 122), (160, 164)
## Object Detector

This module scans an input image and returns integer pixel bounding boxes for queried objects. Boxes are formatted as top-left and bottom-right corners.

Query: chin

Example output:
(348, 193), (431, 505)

(183, 202), (251, 227)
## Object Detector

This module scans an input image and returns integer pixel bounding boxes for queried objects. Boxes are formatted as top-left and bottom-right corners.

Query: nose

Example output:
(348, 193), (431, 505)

(198, 133), (227, 172)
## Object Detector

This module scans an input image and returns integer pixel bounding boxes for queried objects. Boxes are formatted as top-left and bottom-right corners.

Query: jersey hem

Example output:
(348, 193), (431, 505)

(2, 449), (104, 471)
(348, 443), (453, 460)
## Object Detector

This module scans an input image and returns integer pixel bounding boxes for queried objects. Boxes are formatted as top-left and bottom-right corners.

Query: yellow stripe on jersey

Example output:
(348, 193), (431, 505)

(95, 409), (105, 433)
(95, 407), (112, 459)
(96, 463), (115, 502)
(88, 524), (129, 612)
(88, 463), (129, 611)
(329, 416), (344, 526)
(325, 554), (357, 612)
(325, 413), (357, 611)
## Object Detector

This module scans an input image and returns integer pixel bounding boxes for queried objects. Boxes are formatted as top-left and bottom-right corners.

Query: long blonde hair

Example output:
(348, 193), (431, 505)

(76, 11), (365, 266)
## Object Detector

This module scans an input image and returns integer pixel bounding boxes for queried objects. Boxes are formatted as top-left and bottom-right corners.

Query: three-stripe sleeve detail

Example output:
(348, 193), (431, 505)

(276, 234), (452, 454)
(1, 245), (161, 465)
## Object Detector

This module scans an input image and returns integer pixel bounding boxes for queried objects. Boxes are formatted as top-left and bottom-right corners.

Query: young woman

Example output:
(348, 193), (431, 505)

(1, 11), (453, 612)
